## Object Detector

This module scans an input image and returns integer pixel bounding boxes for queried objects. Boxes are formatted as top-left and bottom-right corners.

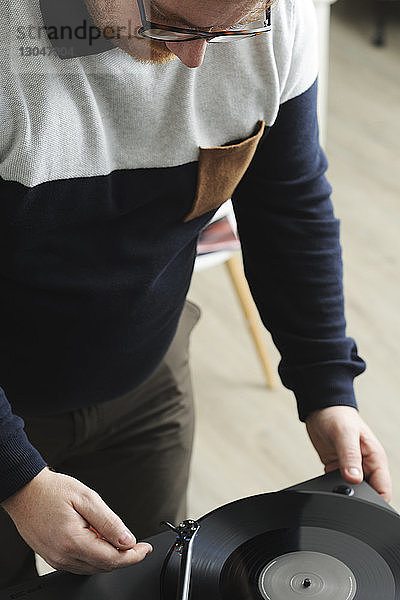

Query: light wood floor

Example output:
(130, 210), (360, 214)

(187, 0), (400, 518)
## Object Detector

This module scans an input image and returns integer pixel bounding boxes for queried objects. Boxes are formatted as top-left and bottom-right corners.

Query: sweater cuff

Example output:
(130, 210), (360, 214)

(0, 430), (47, 503)
(280, 361), (362, 422)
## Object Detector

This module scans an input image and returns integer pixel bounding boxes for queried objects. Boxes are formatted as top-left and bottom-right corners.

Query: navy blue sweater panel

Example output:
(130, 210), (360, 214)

(0, 163), (214, 416)
(233, 80), (365, 421)
(0, 162), (219, 501)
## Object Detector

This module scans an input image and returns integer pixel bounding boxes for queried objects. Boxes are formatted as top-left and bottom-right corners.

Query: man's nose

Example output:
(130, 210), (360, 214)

(165, 39), (207, 68)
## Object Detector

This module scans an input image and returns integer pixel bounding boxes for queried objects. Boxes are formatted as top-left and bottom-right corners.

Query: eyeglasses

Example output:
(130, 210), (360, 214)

(136, 0), (272, 43)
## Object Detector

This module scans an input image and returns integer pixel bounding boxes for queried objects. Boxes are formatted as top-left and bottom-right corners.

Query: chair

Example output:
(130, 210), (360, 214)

(195, 201), (277, 389)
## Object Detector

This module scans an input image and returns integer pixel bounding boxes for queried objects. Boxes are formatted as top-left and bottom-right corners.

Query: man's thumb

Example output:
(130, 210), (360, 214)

(335, 432), (363, 483)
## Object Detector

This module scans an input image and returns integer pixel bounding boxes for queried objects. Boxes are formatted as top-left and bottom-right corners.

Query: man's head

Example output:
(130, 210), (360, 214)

(84, 0), (273, 68)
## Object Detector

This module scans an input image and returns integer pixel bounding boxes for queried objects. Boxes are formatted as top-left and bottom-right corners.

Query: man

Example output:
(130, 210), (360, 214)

(0, 0), (391, 588)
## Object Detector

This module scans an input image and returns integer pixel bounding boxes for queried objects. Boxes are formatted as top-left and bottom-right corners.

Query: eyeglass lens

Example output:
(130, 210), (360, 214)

(140, 28), (258, 42)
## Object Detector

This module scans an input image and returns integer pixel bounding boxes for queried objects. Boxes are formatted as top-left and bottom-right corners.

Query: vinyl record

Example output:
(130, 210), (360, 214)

(162, 491), (400, 599)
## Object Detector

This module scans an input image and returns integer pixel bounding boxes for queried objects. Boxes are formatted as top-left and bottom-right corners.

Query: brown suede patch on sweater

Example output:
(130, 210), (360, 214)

(184, 120), (265, 222)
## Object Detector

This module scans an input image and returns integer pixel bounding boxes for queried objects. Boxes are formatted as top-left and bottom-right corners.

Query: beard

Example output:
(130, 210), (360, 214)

(111, 36), (177, 65)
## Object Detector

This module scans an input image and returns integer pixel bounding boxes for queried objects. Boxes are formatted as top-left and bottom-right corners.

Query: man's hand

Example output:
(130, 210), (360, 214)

(305, 406), (392, 502)
(1, 467), (153, 575)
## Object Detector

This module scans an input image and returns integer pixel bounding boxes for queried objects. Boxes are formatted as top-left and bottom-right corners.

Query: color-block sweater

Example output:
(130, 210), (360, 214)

(0, 0), (365, 502)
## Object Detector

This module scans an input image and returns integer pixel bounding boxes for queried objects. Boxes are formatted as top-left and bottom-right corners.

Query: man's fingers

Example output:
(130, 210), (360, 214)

(50, 519), (153, 574)
(306, 407), (392, 503)
(71, 486), (153, 568)
(360, 428), (392, 502)
(110, 542), (154, 568)
(70, 484), (153, 571)
(367, 466), (392, 503)
(72, 533), (153, 572)
(335, 421), (392, 502)
(73, 489), (138, 549)
(46, 541), (153, 575)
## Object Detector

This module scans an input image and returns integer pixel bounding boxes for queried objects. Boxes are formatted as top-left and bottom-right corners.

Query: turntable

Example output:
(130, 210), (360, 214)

(2, 470), (400, 600)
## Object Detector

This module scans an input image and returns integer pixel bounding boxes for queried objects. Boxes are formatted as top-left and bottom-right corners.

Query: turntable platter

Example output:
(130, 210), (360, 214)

(162, 491), (400, 599)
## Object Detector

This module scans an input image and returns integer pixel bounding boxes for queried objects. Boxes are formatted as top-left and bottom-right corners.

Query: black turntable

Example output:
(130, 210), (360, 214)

(2, 470), (400, 600)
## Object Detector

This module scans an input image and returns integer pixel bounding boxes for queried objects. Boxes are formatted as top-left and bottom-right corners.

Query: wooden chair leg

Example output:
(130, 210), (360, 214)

(225, 252), (277, 389)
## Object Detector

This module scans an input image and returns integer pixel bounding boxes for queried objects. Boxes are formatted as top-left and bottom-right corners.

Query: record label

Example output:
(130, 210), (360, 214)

(258, 550), (356, 599)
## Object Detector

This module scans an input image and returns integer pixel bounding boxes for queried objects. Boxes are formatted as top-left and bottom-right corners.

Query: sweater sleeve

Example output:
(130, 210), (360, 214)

(232, 79), (366, 421)
(0, 387), (47, 503)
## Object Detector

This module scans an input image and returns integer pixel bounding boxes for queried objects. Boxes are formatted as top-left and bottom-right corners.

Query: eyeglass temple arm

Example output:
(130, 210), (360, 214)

(137, 0), (150, 26)
(264, 7), (272, 27)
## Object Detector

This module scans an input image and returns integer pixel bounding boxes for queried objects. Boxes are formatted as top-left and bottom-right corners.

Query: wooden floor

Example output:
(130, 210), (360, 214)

(187, 0), (400, 517)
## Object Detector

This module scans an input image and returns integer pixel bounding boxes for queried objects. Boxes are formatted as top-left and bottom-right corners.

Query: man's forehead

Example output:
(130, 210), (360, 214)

(148, 0), (217, 29)
(147, 0), (265, 26)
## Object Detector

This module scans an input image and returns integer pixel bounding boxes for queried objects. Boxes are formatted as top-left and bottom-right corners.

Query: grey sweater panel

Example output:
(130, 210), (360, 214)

(0, 0), (318, 187)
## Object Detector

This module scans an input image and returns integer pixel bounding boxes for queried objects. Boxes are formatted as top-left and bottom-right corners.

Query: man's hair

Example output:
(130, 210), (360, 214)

(242, 0), (276, 25)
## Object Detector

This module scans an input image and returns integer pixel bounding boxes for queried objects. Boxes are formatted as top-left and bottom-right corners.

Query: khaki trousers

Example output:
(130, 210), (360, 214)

(0, 300), (200, 590)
